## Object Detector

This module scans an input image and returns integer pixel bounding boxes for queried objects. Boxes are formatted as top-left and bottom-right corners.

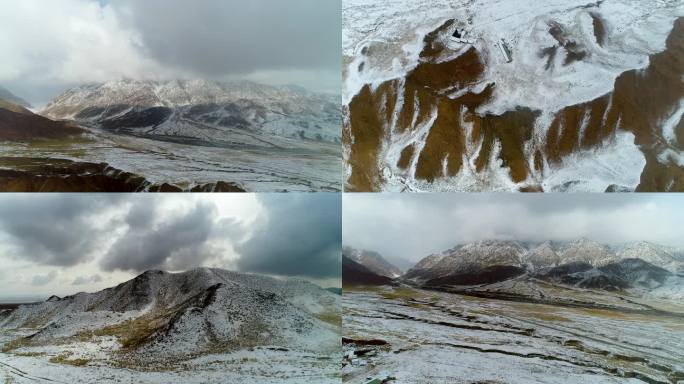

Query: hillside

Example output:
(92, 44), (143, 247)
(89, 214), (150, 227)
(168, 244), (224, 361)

(0, 268), (340, 363)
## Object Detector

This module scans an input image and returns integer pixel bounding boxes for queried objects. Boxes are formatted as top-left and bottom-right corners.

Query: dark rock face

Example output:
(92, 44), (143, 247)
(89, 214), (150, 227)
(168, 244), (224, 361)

(424, 265), (526, 287)
(343, 255), (394, 287)
(0, 157), (246, 192)
(544, 262), (594, 278)
(100, 107), (173, 131)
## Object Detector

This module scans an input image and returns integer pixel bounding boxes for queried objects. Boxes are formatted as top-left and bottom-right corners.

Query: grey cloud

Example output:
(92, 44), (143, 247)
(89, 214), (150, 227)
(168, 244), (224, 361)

(0, 195), (125, 266)
(236, 193), (341, 279)
(32, 271), (57, 286)
(72, 274), (103, 286)
(112, 0), (341, 79)
(101, 200), (221, 272)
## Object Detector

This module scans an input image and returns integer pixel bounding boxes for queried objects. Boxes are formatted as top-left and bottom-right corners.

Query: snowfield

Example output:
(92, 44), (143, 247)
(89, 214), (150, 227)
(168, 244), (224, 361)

(342, 285), (684, 384)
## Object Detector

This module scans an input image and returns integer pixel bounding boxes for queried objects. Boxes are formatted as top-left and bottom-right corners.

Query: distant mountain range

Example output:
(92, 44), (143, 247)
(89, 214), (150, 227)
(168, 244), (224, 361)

(403, 239), (684, 298)
(0, 268), (340, 362)
(41, 79), (341, 148)
(342, 254), (394, 287)
(342, 246), (402, 278)
(0, 86), (31, 109)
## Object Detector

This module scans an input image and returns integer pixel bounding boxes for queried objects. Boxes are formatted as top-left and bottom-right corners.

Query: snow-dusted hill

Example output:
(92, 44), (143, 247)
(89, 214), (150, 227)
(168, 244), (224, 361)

(0, 268), (340, 362)
(404, 239), (684, 296)
(41, 79), (341, 147)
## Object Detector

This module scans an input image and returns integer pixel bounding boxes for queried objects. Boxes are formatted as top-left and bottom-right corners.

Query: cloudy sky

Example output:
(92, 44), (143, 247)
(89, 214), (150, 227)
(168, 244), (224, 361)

(0, 193), (341, 302)
(344, 194), (684, 265)
(0, 0), (341, 106)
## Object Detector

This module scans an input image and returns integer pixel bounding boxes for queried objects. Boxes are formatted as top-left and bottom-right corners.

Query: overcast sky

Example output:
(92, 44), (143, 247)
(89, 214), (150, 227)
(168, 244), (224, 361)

(343, 194), (684, 265)
(0, 194), (341, 302)
(0, 0), (341, 106)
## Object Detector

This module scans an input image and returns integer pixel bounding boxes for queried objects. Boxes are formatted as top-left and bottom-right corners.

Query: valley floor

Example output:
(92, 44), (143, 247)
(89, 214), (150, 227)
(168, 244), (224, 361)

(342, 285), (684, 384)
(0, 124), (341, 192)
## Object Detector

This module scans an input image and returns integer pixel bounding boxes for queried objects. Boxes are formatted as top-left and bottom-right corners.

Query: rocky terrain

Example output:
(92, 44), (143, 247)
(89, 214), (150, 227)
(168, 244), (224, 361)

(0, 268), (340, 383)
(343, 0), (684, 192)
(343, 246), (402, 278)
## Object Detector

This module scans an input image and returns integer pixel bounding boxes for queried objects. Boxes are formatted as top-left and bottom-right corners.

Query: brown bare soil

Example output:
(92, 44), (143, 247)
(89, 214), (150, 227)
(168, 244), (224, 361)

(0, 107), (85, 141)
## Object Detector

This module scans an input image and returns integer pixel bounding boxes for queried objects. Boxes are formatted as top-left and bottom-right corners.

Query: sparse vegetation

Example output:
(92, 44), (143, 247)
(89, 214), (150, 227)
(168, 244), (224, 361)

(315, 311), (342, 327)
(49, 353), (90, 366)
(93, 315), (165, 350)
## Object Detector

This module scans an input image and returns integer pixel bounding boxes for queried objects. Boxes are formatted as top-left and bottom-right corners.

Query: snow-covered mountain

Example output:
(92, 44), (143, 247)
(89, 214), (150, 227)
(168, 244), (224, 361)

(0, 268), (339, 361)
(616, 241), (683, 273)
(41, 79), (341, 147)
(405, 239), (684, 288)
(342, 246), (402, 278)
(557, 238), (618, 267)
(405, 240), (526, 281)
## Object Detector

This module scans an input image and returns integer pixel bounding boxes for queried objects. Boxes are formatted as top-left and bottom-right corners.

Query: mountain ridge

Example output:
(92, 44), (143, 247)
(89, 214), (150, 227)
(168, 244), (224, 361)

(40, 79), (341, 147)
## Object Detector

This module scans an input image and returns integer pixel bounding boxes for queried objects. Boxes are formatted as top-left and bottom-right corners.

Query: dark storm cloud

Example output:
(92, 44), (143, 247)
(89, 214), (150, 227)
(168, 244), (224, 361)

(113, 0), (341, 77)
(343, 194), (684, 263)
(236, 194), (341, 279)
(0, 195), (125, 266)
(101, 200), (221, 273)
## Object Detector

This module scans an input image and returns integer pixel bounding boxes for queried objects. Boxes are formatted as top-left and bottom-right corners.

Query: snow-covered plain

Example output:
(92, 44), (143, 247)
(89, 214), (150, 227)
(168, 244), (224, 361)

(343, 285), (684, 384)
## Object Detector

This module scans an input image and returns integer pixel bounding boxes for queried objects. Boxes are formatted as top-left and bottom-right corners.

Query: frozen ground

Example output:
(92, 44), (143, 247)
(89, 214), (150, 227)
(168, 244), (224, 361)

(0, 124), (341, 192)
(342, 285), (684, 384)
(0, 337), (339, 384)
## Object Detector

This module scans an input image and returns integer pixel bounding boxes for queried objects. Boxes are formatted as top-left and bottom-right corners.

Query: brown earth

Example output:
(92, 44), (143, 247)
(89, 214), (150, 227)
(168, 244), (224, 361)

(0, 107), (85, 141)
(345, 17), (684, 192)
(0, 157), (246, 192)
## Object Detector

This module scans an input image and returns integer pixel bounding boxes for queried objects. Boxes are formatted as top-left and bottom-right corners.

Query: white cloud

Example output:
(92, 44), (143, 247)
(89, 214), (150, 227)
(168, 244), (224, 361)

(0, 0), (168, 85)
